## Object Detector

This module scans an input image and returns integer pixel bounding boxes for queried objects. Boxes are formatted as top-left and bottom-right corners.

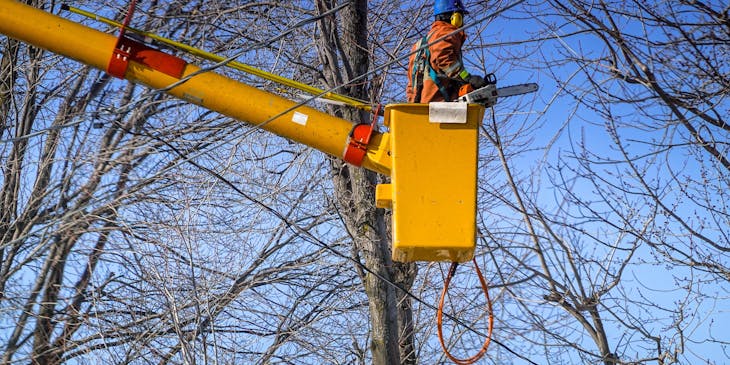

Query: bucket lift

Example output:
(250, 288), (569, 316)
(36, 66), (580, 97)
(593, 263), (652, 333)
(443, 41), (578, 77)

(0, 0), (533, 263)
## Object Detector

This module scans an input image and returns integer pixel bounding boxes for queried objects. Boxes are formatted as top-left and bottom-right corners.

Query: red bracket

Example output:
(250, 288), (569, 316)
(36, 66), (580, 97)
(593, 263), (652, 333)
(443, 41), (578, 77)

(108, 39), (133, 79)
(343, 105), (381, 166)
(108, 37), (187, 79)
(107, 0), (137, 78)
(106, 0), (187, 79)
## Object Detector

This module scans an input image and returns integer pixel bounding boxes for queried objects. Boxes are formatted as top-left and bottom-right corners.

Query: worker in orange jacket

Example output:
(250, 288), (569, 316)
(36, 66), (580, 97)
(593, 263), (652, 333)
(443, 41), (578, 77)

(406, 0), (486, 103)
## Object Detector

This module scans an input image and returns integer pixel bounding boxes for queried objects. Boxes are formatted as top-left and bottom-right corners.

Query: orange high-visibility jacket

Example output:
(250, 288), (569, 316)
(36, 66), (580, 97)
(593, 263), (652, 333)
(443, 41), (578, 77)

(406, 21), (467, 103)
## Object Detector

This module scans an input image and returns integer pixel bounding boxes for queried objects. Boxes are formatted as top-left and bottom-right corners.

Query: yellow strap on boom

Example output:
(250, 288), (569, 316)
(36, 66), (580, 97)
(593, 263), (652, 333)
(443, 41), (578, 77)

(62, 4), (374, 112)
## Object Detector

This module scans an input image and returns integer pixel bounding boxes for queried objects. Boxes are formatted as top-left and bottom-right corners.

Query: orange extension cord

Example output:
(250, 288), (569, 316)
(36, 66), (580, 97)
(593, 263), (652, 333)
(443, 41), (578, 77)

(437, 258), (494, 365)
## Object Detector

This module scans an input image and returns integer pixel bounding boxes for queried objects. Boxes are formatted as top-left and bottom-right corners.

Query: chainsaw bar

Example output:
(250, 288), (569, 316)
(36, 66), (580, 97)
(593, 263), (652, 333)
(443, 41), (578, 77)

(497, 83), (538, 97)
(457, 83), (539, 107)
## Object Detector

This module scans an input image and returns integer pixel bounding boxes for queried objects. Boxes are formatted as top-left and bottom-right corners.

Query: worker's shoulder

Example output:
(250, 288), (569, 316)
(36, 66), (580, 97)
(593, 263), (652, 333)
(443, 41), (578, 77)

(430, 21), (458, 33)
(428, 21), (463, 42)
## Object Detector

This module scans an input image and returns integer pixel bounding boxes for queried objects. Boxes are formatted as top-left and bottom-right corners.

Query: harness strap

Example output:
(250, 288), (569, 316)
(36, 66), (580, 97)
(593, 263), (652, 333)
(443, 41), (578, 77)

(411, 33), (453, 102)
(428, 61), (452, 101)
(411, 37), (425, 103)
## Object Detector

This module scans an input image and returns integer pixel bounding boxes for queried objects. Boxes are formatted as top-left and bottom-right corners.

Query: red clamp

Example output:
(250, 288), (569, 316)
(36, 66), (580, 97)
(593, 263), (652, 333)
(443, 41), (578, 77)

(108, 37), (187, 79)
(106, 1), (187, 79)
(108, 40), (133, 79)
(107, 0), (138, 79)
(343, 105), (381, 166)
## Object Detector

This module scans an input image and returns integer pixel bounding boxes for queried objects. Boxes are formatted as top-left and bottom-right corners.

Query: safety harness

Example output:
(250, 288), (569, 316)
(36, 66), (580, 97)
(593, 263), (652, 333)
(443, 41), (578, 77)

(411, 33), (452, 102)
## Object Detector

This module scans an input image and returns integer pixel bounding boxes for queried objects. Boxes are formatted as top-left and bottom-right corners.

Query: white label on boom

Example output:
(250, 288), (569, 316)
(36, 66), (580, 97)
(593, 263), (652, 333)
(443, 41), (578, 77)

(292, 112), (308, 126)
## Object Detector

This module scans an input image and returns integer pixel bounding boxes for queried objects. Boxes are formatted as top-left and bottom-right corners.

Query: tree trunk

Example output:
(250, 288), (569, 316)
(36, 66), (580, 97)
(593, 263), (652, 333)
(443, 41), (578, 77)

(333, 166), (400, 365)
(317, 0), (417, 363)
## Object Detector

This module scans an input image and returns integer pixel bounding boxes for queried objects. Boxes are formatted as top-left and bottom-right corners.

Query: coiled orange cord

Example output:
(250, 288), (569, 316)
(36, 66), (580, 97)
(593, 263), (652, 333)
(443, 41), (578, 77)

(437, 257), (494, 364)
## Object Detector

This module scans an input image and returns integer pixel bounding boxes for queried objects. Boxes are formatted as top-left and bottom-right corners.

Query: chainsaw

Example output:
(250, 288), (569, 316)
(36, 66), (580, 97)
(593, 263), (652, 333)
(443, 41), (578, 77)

(457, 82), (538, 107)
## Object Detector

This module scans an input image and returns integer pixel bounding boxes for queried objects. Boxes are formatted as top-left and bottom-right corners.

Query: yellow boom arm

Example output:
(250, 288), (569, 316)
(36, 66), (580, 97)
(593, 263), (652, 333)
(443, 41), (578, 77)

(0, 0), (391, 175)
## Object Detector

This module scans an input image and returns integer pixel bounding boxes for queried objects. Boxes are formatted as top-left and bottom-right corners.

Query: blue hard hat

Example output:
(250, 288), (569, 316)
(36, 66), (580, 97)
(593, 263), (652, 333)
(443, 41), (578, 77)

(434, 0), (468, 16)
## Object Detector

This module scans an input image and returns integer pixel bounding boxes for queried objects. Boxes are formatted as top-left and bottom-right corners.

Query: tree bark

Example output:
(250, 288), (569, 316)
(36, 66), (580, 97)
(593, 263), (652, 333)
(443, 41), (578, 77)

(318, 1), (417, 363)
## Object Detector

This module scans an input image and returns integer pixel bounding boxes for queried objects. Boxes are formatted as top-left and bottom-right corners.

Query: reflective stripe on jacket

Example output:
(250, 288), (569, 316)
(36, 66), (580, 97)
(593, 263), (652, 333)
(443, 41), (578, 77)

(406, 21), (467, 103)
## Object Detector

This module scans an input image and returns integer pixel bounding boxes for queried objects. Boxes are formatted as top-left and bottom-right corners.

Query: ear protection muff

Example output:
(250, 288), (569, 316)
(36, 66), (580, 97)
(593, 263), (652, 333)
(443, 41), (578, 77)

(451, 12), (463, 27)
